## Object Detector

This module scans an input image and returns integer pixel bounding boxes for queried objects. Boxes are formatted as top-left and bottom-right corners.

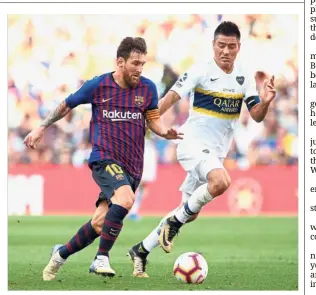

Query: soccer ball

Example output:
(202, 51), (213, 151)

(173, 252), (208, 284)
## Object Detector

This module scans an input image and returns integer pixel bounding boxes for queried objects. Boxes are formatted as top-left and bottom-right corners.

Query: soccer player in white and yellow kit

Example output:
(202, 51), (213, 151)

(128, 21), (276, 277)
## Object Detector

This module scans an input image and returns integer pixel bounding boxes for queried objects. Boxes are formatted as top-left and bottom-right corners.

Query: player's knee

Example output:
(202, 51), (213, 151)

(115, 195), (135, 210)
(121, 195), (135, 211)
(112, 185), (135, 210)
(186, 212), (199, 223)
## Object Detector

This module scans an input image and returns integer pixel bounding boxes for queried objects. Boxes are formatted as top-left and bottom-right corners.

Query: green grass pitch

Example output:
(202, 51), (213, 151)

(8, 216), (298, 290)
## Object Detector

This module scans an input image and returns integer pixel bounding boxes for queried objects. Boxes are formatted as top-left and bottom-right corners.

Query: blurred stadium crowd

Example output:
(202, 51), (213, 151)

(8, 14), (298, 169)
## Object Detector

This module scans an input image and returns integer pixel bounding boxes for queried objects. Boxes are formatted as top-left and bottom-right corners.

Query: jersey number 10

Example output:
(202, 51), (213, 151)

(106, 164), (124, 176)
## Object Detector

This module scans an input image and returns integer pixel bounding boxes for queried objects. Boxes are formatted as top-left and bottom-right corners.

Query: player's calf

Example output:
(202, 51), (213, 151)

(186, 212), (199, 223)
(91, 200), (109, 234)
(158, 171), (230, 253)
(58, 219), (100, 260)
(207, 168), (231, 197)
(182, 170), (230, 217)
(96, 204), (128, 257)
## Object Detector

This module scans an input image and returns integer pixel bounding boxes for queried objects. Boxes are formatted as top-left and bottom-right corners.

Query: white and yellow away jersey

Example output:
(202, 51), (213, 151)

(171, 58), (260, 158)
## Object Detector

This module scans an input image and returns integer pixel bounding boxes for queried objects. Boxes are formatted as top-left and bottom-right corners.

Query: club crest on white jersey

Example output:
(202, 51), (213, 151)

(171, 58), (259, 157)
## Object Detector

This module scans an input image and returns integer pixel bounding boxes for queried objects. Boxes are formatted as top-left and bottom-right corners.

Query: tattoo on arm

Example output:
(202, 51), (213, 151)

(40, 100), (72, 128)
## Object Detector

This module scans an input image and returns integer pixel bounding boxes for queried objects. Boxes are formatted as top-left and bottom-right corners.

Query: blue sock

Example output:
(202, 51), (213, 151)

(97, 204), (128, 256)
(59, 220), (99, 259)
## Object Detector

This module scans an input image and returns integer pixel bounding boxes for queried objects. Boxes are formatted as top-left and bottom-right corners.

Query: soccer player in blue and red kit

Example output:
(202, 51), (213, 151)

(24, 37), (183, 280)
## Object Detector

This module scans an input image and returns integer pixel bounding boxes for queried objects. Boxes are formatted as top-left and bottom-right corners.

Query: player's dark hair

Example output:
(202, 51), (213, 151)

(214, 21), (241, 40)
(117, 37), (147, 60)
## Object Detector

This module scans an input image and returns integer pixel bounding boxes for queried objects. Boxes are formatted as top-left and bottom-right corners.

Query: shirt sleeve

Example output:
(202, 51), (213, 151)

(244, 75), (261, 111)
(65, 76), (101, 109)
(145, 81), (160, 121)
(170, 63), (202, 99)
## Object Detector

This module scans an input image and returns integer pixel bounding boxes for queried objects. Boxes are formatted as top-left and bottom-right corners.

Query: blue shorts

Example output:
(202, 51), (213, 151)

(91, 160), (140, 207)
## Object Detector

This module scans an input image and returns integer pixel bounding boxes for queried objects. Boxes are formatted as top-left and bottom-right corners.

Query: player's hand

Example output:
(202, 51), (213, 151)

(23, 127), (45, 149)
(162, 128), (184, 140)
(259, 75), (276, 104)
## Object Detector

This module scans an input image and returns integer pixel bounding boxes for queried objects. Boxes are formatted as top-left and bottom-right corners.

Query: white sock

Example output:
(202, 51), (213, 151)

(175, 184), (213, 223)
(188, 183), (214, 212)
(142, 227), (160, 252)
(142, 207), (180, 252)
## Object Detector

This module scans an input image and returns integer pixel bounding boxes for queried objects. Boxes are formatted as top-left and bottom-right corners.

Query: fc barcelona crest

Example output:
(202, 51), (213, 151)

(135, 96), (144, 106)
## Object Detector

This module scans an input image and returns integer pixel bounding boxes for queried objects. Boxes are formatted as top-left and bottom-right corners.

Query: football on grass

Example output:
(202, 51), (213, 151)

(173, 252), (208, 284)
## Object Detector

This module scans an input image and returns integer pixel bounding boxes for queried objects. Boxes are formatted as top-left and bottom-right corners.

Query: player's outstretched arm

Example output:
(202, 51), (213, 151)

(24, 100), (72, 149)
(40, 100), (72, 129)
(158, 91), (181, 116)
(249, 76), (276, 122)
(24, 76), (98, 149)
(146, 118), (183, 140)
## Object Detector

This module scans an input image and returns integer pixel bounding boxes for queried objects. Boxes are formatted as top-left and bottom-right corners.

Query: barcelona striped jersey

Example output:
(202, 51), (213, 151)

(171, 58), (260, 157)
(65, 72), (159, 180)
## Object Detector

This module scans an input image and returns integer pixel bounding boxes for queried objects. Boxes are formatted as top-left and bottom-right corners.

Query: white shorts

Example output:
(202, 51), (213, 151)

(141, 139), (158, 183)
(177, 140), (224, 200)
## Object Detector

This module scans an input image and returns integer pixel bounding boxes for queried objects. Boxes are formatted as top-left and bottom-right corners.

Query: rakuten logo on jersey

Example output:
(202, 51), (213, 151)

(103, 110), (142, 121)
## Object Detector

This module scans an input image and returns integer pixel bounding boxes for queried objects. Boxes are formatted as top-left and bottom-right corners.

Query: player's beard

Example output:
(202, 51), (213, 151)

(123, 70), (139, 88)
